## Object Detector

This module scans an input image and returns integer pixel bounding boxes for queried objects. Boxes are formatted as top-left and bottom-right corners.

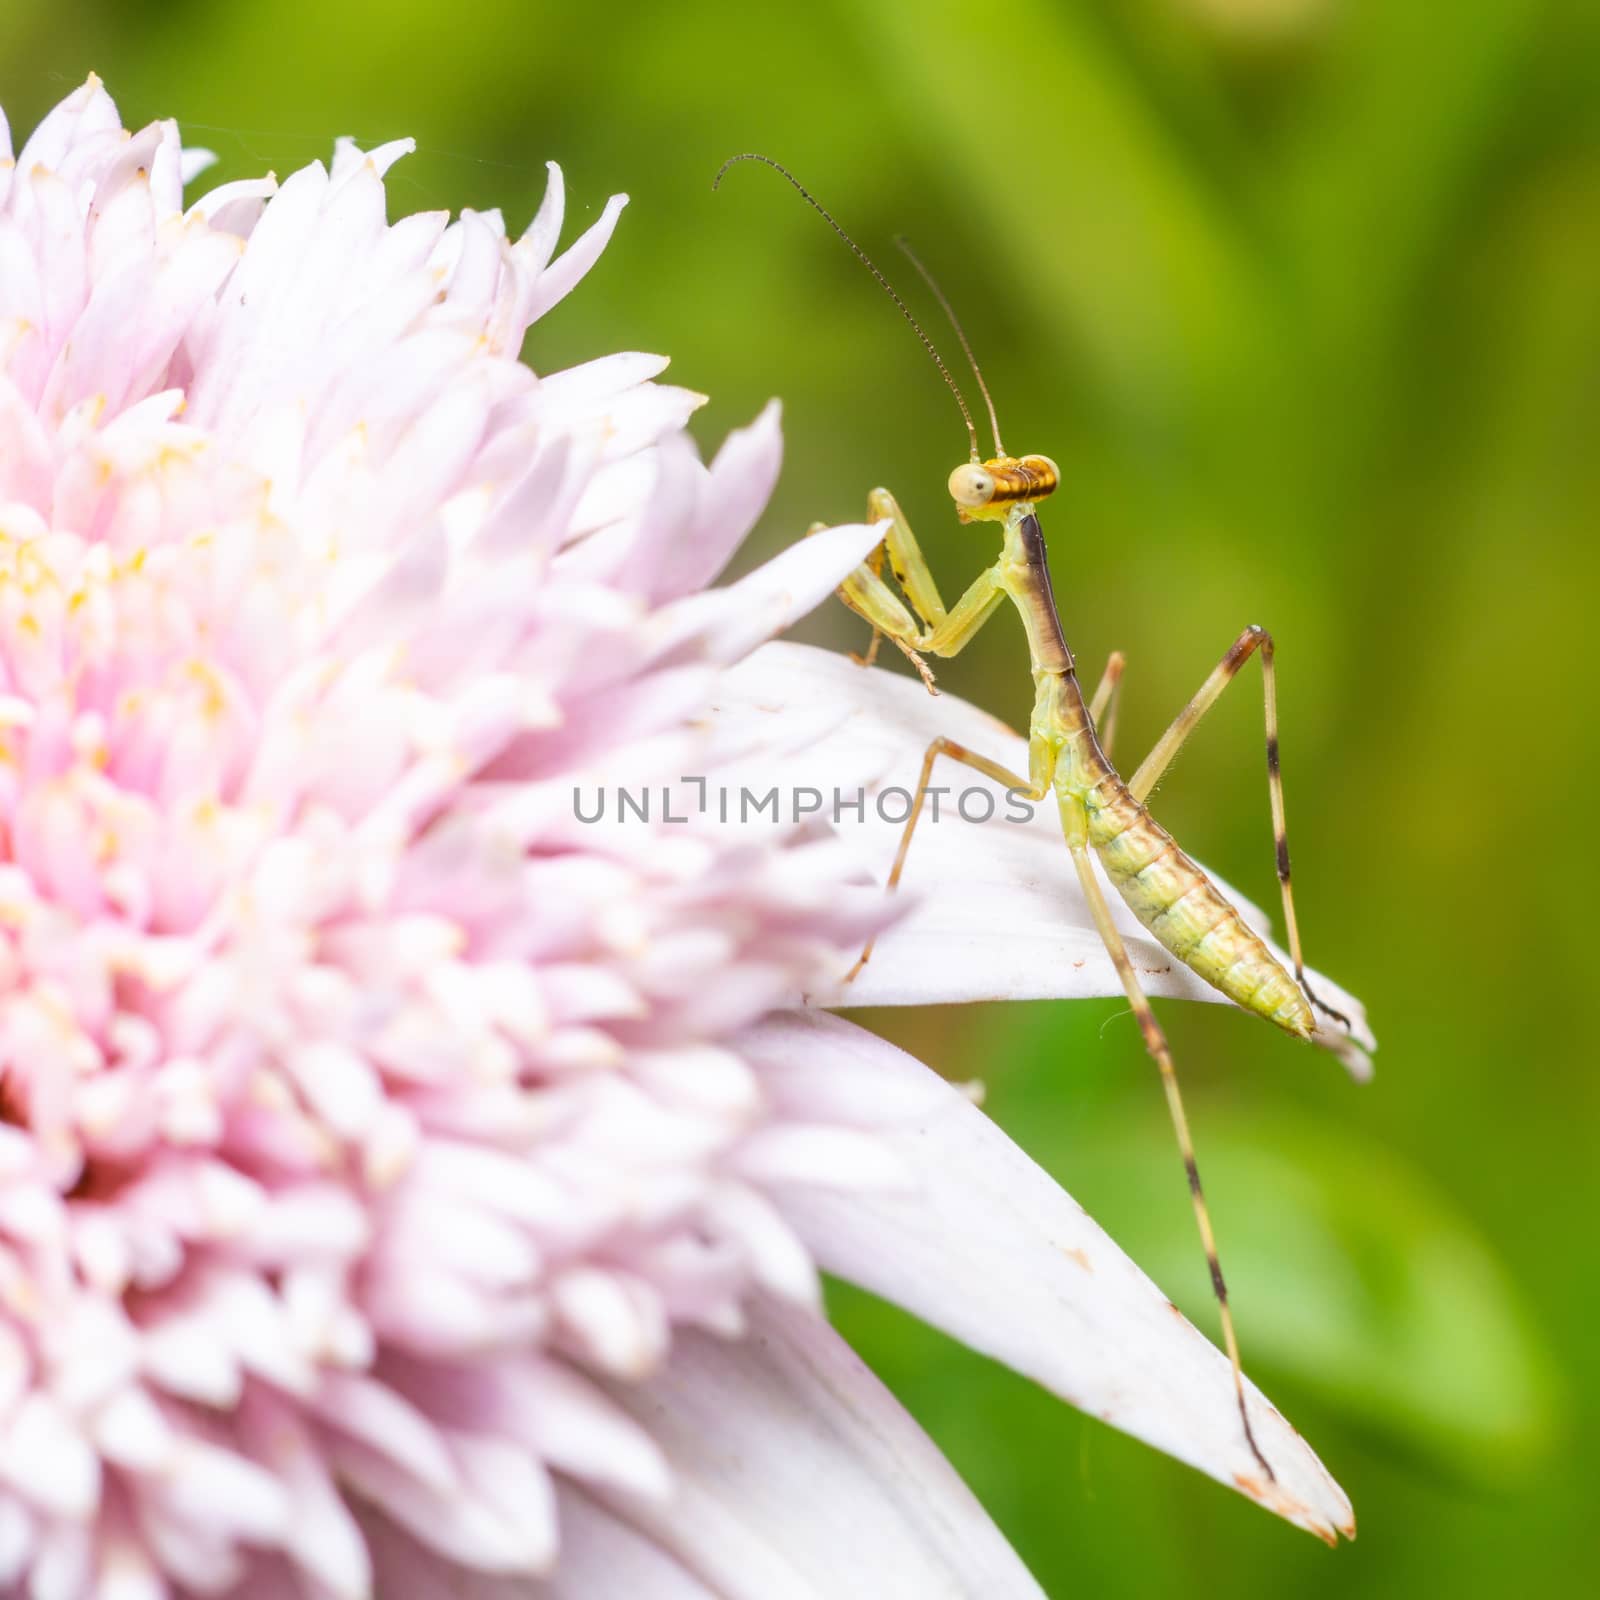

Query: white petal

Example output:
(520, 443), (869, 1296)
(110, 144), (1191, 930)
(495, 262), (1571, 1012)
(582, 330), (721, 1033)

(90, 1535), (171, 1600)
(715, 642), (1374, 1072)
(517, 161), (567, 280)
(551, 1268), (668, 1379)
(16, 76), (120, 176)
(448, 1431), (558, 1574)
(140, 1316), (242, 1407)
(525, 192), (628, 324)
(703, 1183), (819, 1307)
(157, 1438), (291, 1544)
(0, 1497), (31, 1585)
(329, 1436), (545, 1575)
(330, 136), (414, 185)
(534, 1485), (714, 1599)
(662, 399), (785, 597)
(93, 1385), (174, 1471)
(747, 1010), (1356, 1543)
(511, 1359), (673, 1503)
(237, 1399), (371, 1600)
(600, 1293), (1045, 1599)
(536, 351), (671, 410)
(179, 145), (217, 186)
(187, 174), (277, 233)
(306, 1373), (458, 1494)
(285, 1041), (384, 1139)
(728, 1125), (907, 1191)
(660, 522), (887, 668)
(28, 1522), (92, 1600)
(0, 1393), (100, 1518)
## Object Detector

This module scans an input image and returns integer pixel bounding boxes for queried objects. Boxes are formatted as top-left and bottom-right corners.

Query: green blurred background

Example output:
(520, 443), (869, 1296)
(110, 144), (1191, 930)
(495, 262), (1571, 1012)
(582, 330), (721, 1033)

(5, 0), (1594, 1593)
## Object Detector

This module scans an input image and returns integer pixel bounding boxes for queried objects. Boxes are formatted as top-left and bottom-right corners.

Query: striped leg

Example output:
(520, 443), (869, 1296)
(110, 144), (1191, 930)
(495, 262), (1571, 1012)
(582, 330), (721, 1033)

(1067, 840), (1275, 1481)
(819, 489), (1007, 696)
(1125, 626), (1349, 1029)
(1087, 650), (1126, 757)
(847, 737), (1045, 982)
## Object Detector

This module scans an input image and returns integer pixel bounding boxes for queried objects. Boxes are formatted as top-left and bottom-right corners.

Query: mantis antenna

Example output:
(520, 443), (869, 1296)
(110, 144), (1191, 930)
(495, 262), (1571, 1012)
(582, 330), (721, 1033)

(713, 153), (982, 462)
(894, 234), (1006, 460)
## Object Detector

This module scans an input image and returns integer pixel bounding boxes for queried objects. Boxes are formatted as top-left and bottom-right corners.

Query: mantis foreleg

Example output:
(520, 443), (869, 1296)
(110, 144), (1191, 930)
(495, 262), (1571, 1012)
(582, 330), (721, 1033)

(868, 486), (946, 631)
(826, 489), (1007, 693)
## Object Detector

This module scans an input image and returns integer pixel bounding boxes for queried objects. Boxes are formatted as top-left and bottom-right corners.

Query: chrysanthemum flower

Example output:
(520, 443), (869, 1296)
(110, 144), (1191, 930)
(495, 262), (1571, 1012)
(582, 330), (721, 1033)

(0, 78), (1370, 1598)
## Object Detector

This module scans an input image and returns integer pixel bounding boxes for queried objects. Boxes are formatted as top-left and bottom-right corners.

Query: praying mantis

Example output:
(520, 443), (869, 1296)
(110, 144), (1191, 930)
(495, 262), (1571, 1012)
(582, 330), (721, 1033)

(715, 153), (1359, 1483)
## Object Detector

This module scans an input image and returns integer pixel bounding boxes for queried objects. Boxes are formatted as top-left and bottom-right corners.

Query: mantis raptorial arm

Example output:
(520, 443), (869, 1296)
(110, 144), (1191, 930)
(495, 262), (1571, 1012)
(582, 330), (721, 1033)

(1125, 626), (1348, 1027)
(825, 487), (1009, 691)
(868, 486), (946, 629)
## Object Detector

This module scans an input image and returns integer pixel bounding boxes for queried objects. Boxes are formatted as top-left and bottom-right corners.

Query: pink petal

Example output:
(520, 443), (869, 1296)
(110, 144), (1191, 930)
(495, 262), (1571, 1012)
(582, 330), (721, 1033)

(654, 520), (888, 669)
(186, 173), (278, 234)
(599, 1293), (1046, 1598)
(305, 1373), (459, 1494)
(15, 75), (120, 176)
(747, 1009), (1356, 1543)
(78, 209), (243, 402)
(524, 192), (628, 325)
(0, 1393), (100, 1518)
(179, 144), (217, 188)
(517, 161), (569, 281)
(329, 136), (415, 185)
(660, 399), (785, 599)
(534, 1485), (715, 1599)
(236, 1396), (370, 1600)
(328, 1433), (548, 1576)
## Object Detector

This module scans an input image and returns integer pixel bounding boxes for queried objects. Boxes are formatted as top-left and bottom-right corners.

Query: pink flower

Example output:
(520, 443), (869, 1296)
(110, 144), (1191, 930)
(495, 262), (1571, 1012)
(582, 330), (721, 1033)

(0, 77), (1369, 1599)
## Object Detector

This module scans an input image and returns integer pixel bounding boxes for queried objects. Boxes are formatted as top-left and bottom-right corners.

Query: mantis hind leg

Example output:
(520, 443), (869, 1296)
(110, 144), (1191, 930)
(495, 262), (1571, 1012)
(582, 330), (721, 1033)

(1065, 834), (1276, 1483)
(1124, 626), (1349, 1030)
(846, 737), (1046, 982)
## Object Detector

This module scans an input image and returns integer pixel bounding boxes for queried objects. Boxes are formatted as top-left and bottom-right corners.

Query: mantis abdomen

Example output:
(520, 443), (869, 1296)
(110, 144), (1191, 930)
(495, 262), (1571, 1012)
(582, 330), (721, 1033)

(1084, 776), (1315, 1039)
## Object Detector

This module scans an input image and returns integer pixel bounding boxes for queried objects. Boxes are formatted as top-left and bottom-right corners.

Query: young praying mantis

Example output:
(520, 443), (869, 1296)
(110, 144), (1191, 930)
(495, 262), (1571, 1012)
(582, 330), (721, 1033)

(715, 153), (1357, 1482)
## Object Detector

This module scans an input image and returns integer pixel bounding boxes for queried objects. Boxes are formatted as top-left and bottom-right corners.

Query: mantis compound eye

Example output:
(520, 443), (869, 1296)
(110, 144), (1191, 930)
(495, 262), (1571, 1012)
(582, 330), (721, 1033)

(948, 463), (996, 508)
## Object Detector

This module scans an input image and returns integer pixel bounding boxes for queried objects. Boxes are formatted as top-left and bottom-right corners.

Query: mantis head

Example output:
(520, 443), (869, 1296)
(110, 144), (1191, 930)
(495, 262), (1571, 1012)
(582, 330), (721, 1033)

(948, 455), (1061, 525)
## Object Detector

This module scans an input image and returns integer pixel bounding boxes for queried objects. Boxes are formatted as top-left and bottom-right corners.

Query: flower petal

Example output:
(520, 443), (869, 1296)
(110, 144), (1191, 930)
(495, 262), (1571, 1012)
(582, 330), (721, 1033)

(667, 398), (786, 598)
(715, 641), (1374, 1074)
(535, 1485), (716, 1599)
(747, 1009), (1356, 1544)
(15, 74), (120, 176)
(597, 1292), (1046, 1598)
(657, 519), (890, 668)
(525, 191), (628, 325)
(366, 1489), (714, 1599)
